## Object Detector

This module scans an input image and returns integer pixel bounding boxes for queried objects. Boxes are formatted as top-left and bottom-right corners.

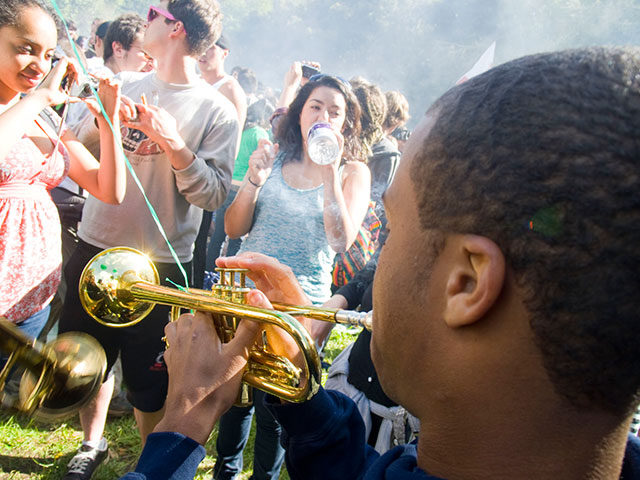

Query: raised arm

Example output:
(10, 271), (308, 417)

(118, 93), (239, 211)
(219, 78), (248, 131)
(224, 139), (278, 238)
(65, 76), (126, 204)
(277, 62), (303, 109)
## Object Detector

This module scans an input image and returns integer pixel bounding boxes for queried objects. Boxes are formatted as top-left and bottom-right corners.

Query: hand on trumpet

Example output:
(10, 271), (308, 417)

(216, 252), (311, 308)
(155, 311), (259, 444)
(216, 252), (314, 378)
(217, 252), (343, 344)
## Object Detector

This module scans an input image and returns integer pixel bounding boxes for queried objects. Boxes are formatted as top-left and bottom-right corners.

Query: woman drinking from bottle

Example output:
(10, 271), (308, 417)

(218, 74), (370, 480)
(0, 0), (126, 343)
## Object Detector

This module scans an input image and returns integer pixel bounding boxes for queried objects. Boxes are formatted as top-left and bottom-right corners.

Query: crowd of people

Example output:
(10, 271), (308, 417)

(1, 0), (639, 480)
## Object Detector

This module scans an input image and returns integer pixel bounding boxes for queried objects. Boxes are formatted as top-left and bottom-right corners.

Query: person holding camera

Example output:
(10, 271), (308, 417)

(276, 60), (321, 109)
(0, 1), (126, 350)
(57, 1), (239, 478)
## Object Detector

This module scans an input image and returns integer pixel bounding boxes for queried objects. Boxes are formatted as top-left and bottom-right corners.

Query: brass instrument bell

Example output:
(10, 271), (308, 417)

(0, 317), (106, 419)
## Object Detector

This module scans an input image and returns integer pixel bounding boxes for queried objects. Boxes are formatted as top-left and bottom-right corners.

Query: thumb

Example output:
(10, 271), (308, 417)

(226, 318), (260, 360)
(246, 289), (273, 309)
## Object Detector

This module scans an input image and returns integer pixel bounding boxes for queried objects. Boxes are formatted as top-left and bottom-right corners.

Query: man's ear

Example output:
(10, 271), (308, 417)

(169, 21), (187, 38)
(443, 235), (505, 328)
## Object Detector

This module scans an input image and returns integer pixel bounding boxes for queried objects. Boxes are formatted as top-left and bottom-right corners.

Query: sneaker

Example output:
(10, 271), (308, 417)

(63, 444), (108, 480)
(107, 391), (133, 417)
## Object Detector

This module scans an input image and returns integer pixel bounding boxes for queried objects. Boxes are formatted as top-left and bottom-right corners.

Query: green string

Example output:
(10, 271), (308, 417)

(47, 0), (190, 290)
(166, 278), (189, 293)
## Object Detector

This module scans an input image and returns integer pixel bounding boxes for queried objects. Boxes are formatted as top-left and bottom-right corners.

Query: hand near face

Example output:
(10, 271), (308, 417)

(247, 139), (279, 186)
(320, 126), (345, 176)
(37, 57), (78, 106)
(155, 311), (260, 445)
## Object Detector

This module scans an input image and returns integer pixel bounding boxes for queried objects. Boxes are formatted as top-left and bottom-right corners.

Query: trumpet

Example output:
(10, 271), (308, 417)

(78, 247), (371, 403)
(0, 316), (106, 419)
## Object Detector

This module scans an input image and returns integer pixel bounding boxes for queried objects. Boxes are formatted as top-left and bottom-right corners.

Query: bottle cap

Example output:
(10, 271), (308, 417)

(308, 122), (333, 138)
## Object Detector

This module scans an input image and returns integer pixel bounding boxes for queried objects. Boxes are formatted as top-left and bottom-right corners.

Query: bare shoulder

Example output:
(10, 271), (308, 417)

(342, 160), (371, 181)
(220, 77), (246, 101)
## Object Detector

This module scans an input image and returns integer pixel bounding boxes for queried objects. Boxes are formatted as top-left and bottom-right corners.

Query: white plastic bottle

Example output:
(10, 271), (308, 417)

(307, 122), (339, 165)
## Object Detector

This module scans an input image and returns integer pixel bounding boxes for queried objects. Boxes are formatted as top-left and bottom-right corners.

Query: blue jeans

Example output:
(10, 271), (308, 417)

(213, 389), (285, 480)
(0, 304), (50, 371)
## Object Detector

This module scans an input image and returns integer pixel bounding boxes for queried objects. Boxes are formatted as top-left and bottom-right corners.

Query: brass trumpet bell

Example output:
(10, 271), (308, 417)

(79, 246), (159, 328)
(0, 317), (106, 419)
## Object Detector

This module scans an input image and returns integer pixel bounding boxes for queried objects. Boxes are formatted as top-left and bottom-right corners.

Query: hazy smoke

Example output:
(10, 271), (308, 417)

(61, 0), (640, 130)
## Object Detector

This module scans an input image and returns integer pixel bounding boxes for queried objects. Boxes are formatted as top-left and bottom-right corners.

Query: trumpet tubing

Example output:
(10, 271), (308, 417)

(80, 247), (322, 402)
(271, 303), (372, 331)
(79, 247), (372, 403)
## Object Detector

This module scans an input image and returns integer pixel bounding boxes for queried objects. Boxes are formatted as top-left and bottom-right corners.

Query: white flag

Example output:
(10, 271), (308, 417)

(456, 41), (496, 85)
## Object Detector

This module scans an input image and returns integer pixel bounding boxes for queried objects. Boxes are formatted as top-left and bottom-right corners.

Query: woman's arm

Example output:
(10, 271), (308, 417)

(224, 139), (278, 238)
(0, 60), (73, 163)
(277, 62), (303, 109)
(322, 160), (371, 252)
(65, 77), (126, 204)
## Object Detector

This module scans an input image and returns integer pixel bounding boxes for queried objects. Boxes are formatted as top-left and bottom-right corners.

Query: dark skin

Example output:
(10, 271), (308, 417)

(157, 111), (635, 479)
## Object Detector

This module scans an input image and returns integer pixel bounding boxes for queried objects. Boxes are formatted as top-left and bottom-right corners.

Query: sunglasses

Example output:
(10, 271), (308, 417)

(147, 5), (178, 23)
(308, 73), (352, 91)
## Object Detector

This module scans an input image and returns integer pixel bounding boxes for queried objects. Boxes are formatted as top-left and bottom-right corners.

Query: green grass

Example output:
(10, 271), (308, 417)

(0, 326), (361, 479)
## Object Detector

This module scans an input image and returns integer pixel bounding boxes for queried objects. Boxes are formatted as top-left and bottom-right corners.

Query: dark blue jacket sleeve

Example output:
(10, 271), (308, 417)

(265, 386), (380, 480)
(118, 432), (206, 480)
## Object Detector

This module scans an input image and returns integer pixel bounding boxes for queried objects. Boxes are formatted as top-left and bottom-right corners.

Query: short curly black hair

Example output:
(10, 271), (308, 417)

(412, 47), (640, 416)
(167, 0), (222, 57)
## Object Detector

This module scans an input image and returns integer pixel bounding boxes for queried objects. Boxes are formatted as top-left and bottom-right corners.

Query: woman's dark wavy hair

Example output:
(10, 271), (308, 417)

(413, 47), (640, 417)
(352, 80), (387, 158)
(275, 75), (365, 164)
(0, 0), (56, 29)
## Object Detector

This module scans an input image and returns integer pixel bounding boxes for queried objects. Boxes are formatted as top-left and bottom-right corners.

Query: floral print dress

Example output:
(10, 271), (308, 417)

(0, 113), (69, 323)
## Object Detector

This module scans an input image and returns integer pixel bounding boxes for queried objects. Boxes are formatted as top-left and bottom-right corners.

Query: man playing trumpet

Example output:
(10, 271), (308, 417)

(122, 47), (640, 479)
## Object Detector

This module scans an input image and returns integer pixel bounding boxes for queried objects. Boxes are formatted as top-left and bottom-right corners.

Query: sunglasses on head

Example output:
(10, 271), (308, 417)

(147, 5), (178, 23)
(308, 73), (352, 91)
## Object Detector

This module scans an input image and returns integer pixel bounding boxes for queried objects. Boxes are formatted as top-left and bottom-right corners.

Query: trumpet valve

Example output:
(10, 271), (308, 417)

(212, 268), (251, 343)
